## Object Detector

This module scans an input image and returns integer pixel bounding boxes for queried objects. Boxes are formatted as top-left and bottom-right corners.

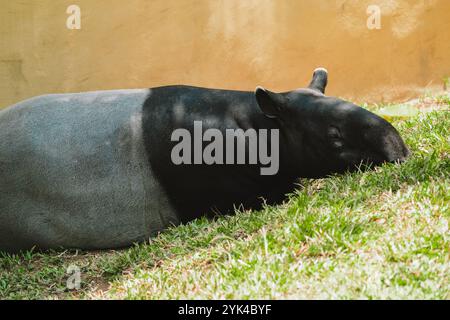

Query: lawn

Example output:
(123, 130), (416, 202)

(0, 94), (449, 300)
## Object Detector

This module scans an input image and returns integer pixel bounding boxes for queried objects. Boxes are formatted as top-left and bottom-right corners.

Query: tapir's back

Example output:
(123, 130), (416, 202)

(0, 89), (178, 252)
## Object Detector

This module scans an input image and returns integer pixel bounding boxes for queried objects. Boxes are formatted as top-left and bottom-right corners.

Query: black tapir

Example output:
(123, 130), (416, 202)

(0, 68), (409, 252)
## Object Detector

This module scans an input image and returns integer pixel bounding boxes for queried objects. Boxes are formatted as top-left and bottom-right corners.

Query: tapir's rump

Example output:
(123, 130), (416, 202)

(0, 89), (178, 252)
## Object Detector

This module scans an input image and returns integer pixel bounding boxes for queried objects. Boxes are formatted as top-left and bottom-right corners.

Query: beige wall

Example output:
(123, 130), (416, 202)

(1, 0), (449, 108)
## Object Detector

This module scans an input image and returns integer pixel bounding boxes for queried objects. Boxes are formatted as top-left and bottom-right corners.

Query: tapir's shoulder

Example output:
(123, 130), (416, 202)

(147, 85), (254, 102)
(145, 85), (256, 117)
(149, 84), (251, 93)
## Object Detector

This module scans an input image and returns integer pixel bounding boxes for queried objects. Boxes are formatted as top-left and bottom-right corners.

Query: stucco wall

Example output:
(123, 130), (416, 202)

(1, 0), (449, 108)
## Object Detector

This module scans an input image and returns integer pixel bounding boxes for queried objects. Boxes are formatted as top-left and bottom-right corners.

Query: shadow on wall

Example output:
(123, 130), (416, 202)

(0, 0), (449, 108)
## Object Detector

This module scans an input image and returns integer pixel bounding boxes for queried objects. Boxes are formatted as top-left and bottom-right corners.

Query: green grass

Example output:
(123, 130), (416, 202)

(0, 96), (449, 300)
(443, 77), (450, 91)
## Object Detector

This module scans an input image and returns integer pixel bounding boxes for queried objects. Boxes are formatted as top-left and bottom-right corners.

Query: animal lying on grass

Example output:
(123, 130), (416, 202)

(0, 68), (409, 253)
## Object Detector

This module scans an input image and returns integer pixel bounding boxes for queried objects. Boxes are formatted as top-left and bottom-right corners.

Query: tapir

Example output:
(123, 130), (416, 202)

(0, 68), (409, 252)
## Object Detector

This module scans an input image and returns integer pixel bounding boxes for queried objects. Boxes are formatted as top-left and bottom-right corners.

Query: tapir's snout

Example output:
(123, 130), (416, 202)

(383, 130), (410, 164)
(361, 112), (410, 166)
(325, 103), (410, 171)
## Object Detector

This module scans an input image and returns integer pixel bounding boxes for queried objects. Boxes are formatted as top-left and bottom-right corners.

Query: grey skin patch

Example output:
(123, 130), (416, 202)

(0, 89), (178, 252)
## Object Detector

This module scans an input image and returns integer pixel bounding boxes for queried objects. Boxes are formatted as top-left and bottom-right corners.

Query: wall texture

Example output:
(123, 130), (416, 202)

(1, 0), (449, 108)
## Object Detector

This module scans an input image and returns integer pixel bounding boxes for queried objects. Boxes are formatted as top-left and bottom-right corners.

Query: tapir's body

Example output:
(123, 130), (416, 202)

(0, 69), (409, 252)
(0, 87), (291, 252)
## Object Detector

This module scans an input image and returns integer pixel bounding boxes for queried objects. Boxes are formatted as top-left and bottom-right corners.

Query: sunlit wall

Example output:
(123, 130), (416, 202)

(1, 0), (449, 108)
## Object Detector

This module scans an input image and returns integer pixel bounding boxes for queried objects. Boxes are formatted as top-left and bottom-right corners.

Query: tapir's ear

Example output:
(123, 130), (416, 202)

(255, 86), (286, 118)
(308, 67), (328, 94)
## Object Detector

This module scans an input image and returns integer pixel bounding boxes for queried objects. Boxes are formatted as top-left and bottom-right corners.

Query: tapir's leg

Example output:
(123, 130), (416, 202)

(308, 67), (328, 94)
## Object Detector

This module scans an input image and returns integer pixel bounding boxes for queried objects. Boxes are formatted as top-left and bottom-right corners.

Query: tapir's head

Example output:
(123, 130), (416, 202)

(255, 68), (410, 177)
